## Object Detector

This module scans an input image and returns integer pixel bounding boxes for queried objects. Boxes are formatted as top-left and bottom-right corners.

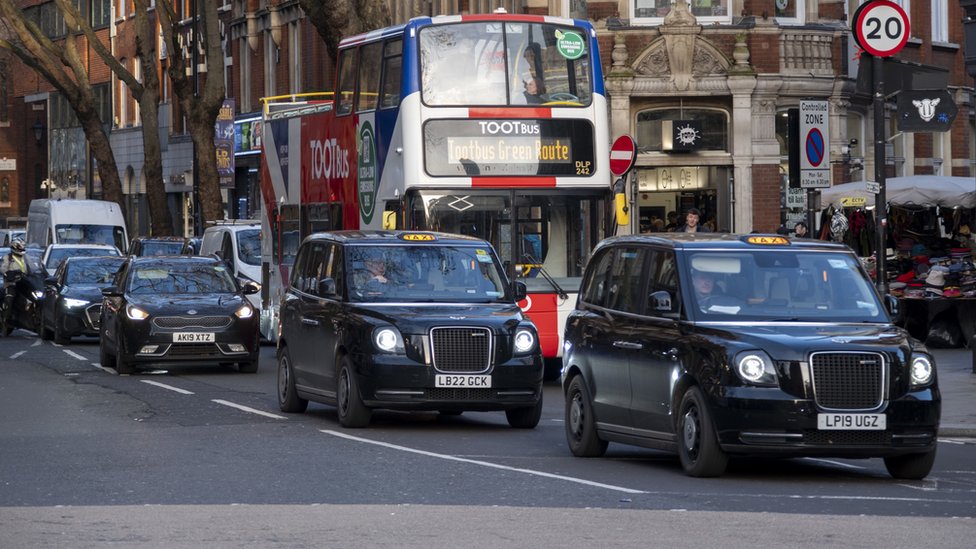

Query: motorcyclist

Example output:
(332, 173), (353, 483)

(1, 239), (29, 326)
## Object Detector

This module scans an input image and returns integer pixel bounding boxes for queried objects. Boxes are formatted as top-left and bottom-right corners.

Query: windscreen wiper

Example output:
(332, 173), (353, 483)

(522, 253), (569, 300)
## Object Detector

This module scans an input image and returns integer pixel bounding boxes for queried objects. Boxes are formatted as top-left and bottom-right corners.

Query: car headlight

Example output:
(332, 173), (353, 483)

(733, 350), (778, 386)
(373, 327), (404, 353)
(63, 298), (89, 308)
(32, 290), (44, 299)
(514, 327), (537, 355)
(125, 304), (149, 320)
(234, 305), (254, 319)
(910, 354), (934, 387)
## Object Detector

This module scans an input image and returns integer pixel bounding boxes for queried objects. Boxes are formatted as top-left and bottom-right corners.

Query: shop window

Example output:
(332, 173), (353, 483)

(636, 108), (728, 153)
(775, 0), (804, 25)
(633, 0), (731, 25)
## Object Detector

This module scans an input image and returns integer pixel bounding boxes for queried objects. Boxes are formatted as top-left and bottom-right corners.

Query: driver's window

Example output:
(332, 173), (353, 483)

(645, 249), (680, 318)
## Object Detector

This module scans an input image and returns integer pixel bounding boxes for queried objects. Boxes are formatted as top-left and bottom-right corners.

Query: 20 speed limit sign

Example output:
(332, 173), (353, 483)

(852, 0), (910, 57)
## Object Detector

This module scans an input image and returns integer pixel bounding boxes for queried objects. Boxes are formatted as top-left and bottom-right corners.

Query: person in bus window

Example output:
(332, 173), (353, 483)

(522, 77), (546, 104)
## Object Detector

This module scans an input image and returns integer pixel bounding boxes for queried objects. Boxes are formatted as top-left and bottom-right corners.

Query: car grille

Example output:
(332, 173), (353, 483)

(165, 344), (225, 358)
(85, 304), (101, 329)
(425, 388), (497, 401)
(803, 430), (892, 446)
(810, 352), (885, 410)
(152, 316), (232, 329)
(430, 327), (492, 373)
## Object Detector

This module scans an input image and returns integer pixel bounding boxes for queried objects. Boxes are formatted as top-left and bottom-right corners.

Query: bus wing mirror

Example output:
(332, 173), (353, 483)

(382, 211), (397, 230)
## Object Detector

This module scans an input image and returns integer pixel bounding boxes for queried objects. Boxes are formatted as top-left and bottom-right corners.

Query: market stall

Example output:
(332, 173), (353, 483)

(821, 176), (976, 348)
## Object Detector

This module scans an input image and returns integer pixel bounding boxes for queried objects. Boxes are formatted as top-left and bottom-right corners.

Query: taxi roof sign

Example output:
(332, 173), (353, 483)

(400, 233), (436, 241)
(744, 235), (790, 246)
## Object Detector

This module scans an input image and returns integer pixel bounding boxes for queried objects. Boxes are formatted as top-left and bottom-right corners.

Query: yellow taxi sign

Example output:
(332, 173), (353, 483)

(745, 235), (790, 246)
(401, 233), (436, 241)
(841, 196), (866, 207)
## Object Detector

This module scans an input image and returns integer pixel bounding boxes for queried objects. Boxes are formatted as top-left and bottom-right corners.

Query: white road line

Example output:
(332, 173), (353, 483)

(141, 380), (195, 395)
(10, 351), (26, 359)
(320, 429), (646, 495)
(61, 349), (87, 361)
(92, 363), (115, 374)
(31, 339), (41, 347)
(801, 458), (866, 470)
(212, 399), (286, 419)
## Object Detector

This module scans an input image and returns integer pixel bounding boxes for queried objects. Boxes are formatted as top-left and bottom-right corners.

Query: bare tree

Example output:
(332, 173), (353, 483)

(56, 0), (174, 235)
(155, 1), (227, 225)
(298, 0), (392, 60)
(0, 0), (126, 220)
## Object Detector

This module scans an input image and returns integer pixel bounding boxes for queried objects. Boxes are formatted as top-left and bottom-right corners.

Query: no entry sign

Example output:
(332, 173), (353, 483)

(609, 135), (637, 177)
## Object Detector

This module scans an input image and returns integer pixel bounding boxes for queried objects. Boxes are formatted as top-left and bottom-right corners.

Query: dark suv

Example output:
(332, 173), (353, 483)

(276, 230), (544, 428)
(563, 233), (940, 478)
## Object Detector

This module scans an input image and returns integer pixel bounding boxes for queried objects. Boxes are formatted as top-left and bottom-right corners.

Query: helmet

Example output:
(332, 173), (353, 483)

(10, 239), (25, 255)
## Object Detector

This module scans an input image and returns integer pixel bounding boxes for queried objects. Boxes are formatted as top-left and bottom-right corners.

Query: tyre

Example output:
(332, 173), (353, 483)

(677, 386), (728, 477)
(884, 448), (937, 480)
(506, 394), (543, 429)
(336, 355), (371, 428)
(238, 358), (259, 374)
(277, 346), (308, 414)
(565, 375), (608, 457)
(114, 337), (134, 375)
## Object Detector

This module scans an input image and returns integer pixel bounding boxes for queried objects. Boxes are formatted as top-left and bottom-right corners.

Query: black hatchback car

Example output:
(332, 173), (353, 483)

(563, 233), (940, 479)
(41, 255), (125, 344)
(276, 230), (544, 428)
(99, 256), (260, 375)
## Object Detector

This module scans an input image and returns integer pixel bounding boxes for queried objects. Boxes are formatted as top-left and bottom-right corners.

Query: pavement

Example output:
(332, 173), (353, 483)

(932, 347), (976, 437)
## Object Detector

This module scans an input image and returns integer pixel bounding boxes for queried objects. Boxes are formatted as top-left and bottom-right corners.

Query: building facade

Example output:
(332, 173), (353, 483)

(0, 0), (973, 237)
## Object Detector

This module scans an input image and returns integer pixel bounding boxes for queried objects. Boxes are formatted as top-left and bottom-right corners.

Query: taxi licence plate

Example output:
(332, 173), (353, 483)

(435, 374), (491, 388)
(817, 413), (886, 430)
(173, 332), (215, 343)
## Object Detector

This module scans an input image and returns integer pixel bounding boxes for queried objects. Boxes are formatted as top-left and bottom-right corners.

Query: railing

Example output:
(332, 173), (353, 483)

(780, 31), (834, 74)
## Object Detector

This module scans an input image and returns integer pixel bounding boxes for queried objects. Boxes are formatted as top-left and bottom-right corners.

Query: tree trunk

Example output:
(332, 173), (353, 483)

(139, 88), (172, 236)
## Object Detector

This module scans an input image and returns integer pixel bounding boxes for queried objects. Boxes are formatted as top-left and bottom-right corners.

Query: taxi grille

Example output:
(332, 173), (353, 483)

(426, 388), (497, 401)
(810, 352), (885, 410)
(803, 430), (892, 446)
(165, 344), (224, 358)
(431, 327), (491, 373)
(153, 316), (231, 329)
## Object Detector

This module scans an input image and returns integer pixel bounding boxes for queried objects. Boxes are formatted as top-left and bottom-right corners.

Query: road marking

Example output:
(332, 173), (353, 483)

(212, 399), (286, 420)
(62, 349), (87, 361)
(320, 429), (646, 494)
(31, 339), (41, 347)
(92, 363), (115, 374)
(801, 458), (866, 470)
(10, 351), (25, 359)
(141, 379), (195, 395)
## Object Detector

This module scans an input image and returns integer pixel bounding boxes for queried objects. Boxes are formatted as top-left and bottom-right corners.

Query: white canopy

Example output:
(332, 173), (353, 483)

(819, 176), (976, 209)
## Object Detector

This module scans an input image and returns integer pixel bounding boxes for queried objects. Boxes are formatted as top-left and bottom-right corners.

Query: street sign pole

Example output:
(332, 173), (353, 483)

(874, 53), (888, 295)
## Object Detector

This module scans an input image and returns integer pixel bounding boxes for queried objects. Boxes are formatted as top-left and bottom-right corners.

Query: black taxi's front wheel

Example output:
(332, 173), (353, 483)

(884, 448), (937, 480)
(677, 386), (728, 477)
(337, 355), (371, 428)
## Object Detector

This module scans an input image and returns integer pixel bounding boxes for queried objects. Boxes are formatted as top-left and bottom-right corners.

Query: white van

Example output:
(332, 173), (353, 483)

(26, 199), (128, 253)
(199, 219), (262, 310)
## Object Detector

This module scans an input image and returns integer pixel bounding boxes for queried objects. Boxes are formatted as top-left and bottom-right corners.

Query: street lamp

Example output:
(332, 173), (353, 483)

(32, 119), (44, 146)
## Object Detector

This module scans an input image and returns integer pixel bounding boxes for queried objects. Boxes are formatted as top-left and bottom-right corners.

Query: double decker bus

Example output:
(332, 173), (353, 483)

(259, 12), (615, 376)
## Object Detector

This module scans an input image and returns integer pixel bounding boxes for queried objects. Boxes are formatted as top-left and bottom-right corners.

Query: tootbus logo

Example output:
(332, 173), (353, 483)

(309, 138), (350, 179)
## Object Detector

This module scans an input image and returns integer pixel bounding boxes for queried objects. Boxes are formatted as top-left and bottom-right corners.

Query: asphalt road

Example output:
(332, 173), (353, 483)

(1, 332), (974, 547)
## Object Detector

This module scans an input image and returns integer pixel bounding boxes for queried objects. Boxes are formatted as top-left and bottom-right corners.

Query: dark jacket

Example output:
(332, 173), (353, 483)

(675, 224), (711, 233)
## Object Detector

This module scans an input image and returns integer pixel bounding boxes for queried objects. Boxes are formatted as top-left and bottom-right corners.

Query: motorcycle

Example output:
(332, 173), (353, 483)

(0, 267), (46, 336)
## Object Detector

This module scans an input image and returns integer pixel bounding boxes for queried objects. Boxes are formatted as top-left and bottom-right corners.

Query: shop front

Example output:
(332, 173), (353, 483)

(635, 165), (731, 233)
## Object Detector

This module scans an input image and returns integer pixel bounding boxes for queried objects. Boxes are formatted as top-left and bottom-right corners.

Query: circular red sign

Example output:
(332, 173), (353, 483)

(609, 135), (637, 177)
(853, 0), (910, 58)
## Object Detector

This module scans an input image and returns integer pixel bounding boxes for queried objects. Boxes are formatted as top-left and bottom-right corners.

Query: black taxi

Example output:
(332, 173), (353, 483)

(276, 230), (543, 428)
(562, 233), (940, 478)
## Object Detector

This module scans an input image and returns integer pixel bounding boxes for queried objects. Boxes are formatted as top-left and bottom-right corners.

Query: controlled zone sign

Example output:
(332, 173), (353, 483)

(799, 100), (830, 189)
(852, 0), (910, 58)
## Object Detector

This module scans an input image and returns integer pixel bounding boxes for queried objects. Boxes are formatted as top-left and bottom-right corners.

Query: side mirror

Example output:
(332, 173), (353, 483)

(101, 286), (122, 297)
(317, 277), (337, 297)
(513, 280), (527, 302)
(649, 290), (673, 312)
(44, 276), (58, 288)
(885, 294), (903, 324)
(241, 281), (260, 295)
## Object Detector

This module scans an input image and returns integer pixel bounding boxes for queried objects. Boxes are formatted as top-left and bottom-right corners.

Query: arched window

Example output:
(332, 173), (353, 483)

(635, 108), (729, 153)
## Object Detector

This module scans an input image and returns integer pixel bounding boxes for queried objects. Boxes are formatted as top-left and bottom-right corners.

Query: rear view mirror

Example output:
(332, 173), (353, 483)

(242, 281), (260, 295)
(885, 294), (903, 324)
(317, 277), (337, 297)
(101, 286), (121, 297)
(650, 290), (673, 312)
(513, 281), (527, 301)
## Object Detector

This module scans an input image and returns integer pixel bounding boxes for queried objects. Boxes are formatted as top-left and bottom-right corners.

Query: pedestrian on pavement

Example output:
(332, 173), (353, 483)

(676, 207), (710, 233)
(793, 221), (809, 238)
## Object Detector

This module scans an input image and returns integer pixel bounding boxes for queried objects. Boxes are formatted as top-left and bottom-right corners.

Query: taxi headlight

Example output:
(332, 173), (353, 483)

(125, 304), (149, 320)
(514, 328), (536, 355)
(63, 298), (89, 308)
(234, 305), (254, 319)
(32, 290), (44, 300)
(910, 354), (934, 387)
(734, 350), (778, 386)
(373, 327), (404, 354)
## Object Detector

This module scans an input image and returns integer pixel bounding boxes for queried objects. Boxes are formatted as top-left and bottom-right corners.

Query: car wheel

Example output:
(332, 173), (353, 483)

(884, 448), (937, 480)
(506, 393), (543, 429)
(336, 355), (371, 428)
(677, 386), (728, 477)
(99, 334), (115, 369)
(277, 346), (308, 414)
(565, 375), (608, 457)
(114, 336), (134, 375)
(238, 358), (259, 374)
